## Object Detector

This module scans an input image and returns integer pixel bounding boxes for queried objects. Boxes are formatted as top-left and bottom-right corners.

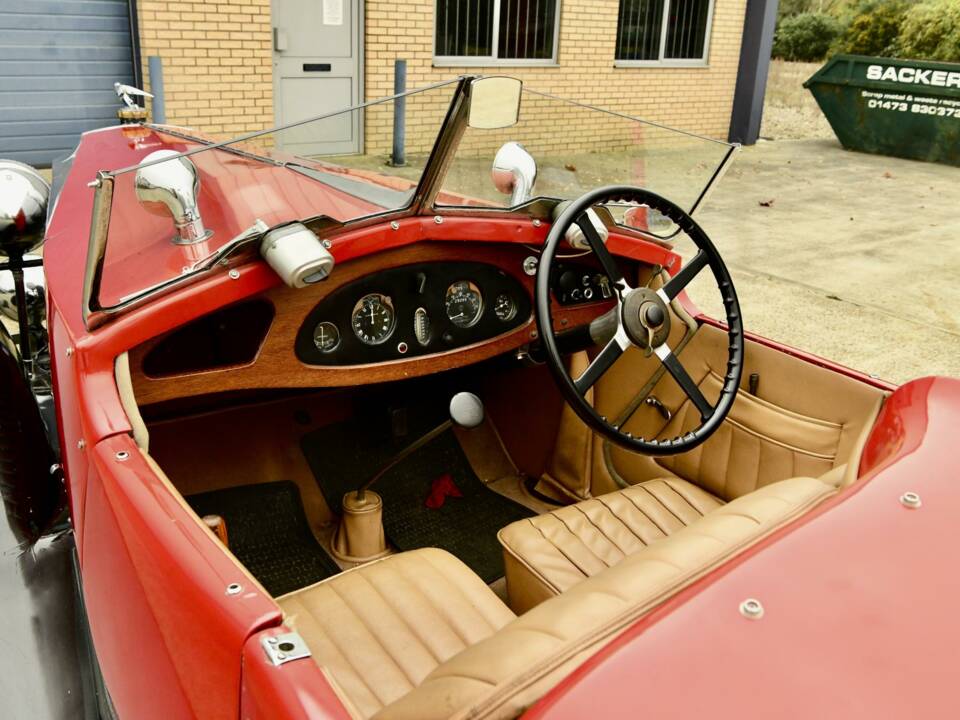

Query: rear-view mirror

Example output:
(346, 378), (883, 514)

(468, 77), (522, 129)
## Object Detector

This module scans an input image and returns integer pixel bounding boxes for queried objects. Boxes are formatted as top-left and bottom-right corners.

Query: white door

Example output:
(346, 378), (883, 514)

(272, 0), (362, 156)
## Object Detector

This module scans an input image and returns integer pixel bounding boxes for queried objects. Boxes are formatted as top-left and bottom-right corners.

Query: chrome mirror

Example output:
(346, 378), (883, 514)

(469, 76), (522, 129)
(135, 149), (211, 245)
(0, 160), (49, 258)
(491, 142), (537, 206)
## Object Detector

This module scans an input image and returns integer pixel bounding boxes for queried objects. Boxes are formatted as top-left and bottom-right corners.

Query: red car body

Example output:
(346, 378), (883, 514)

(37, 116), (958, 720)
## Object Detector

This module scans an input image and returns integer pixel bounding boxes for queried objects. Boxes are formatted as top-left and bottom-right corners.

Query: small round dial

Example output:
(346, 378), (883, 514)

(313, 321), (340, 353)
(352, 293), (396, 345)
(445, 280), (483, 328)
(493, 293), (517, 322)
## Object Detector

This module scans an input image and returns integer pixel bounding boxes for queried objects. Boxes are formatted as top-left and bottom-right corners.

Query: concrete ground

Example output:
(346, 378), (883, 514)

(688, 138), (960, 385)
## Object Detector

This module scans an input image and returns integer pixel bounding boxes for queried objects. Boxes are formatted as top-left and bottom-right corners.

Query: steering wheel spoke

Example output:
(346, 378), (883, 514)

(653, 343), (712, 422)
(574, 330), (628, 393)
(576, 213), (628, 293)
(659, 250), (708, 302)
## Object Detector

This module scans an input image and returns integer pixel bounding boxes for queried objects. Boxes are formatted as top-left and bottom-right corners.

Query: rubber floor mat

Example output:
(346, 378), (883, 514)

(301, 424), (533, 583)
(186, 481), (340, 597)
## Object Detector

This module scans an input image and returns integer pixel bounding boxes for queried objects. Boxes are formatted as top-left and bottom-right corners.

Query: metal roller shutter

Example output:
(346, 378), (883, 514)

(0, 0), (136, 167)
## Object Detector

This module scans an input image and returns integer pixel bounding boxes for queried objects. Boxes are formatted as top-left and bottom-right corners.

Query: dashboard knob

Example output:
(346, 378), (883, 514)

(558, 270), (578, 293)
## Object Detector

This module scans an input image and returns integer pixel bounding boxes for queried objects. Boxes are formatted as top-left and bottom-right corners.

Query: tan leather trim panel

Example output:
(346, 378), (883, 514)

(377, 477), (835, 720)
(598, 323), (888, 501)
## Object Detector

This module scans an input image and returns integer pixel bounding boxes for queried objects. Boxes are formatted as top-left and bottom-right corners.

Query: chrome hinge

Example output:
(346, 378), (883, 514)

(261, 632), (311, 667)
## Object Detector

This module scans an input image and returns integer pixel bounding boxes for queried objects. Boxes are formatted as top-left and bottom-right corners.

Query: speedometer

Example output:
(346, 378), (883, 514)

(445, 281), (483, 328)
(351, 293), (396, 345)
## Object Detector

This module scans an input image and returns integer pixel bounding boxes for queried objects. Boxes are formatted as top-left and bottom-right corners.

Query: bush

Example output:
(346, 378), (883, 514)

(896, 0), (960, 62)
(833, 1), (911, 56)
(772, 13), (843, 61)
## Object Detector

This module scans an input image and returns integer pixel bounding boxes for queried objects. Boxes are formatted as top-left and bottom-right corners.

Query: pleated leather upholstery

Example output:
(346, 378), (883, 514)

(277, 548), (515, 719)
(654, 371), (843, 500)
(498, 477), (724, 612)
(379, 477), (835, 720)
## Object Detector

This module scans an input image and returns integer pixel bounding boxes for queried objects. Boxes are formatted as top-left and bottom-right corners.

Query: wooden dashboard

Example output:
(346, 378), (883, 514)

(128, 241), (616, 406)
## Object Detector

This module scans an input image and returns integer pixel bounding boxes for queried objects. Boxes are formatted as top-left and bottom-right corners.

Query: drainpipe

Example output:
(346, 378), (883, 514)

(148, 56), (166, 125)
(391, 59), (407, 167)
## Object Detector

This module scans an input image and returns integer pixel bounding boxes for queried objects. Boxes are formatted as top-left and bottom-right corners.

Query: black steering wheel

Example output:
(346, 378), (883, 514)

(535, 186), (744, 455)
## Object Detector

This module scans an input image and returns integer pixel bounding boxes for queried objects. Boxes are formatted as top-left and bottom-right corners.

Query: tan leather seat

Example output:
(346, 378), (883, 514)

(381, 477), (835, 720)
(498, 477), (724, 612)
(281, 479), (833, 719)
(277, 548), (515, 719)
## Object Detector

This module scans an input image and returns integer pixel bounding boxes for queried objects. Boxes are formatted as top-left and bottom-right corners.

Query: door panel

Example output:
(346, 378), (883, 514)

(272, 0), (362, 156)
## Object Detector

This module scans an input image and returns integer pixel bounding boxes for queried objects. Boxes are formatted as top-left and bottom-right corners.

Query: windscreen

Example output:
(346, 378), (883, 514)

(95, 81), (457, 309)
(439, 87), (735, 236)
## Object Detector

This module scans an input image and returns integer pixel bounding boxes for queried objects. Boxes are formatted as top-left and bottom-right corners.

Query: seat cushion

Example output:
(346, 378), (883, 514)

(380, 477), (836, 720)
(498, 477), (724, 612)
(277, 548), (515, 719)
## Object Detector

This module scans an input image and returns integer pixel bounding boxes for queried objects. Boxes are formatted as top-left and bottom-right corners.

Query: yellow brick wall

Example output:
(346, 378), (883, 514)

(135, 0), (274, 136)
(134, 0), (745, 152)
(364, 0), (747, 155)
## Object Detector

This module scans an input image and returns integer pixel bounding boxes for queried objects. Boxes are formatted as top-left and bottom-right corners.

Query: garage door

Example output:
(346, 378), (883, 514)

(0, 0), (136, 167)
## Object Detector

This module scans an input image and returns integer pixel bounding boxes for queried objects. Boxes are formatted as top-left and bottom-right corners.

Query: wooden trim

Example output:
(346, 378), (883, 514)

(130, 242), (613, 405)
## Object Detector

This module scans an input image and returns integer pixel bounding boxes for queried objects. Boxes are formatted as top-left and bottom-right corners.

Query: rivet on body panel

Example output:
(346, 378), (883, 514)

(532, 218), (542, 227)
(65, 347), (73, 358)
(434, 215), (443, 224)
(900, 492), (921, 509)
(322, 239), (332, 249)
(390, 221), (400, 231)
(77, 439), (85, 450)
(228, 269), (240, 280)
(115, 451), (130, 461)
(226, 583), (243, 595)
(739, 598), (764, 619)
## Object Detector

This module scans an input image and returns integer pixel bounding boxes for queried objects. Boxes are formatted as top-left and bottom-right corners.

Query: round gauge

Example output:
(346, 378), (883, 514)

(493, 293), (517, 322)
(351, 293), (396, 345)
(445, 280), (483, 328)
(313, 321), (340, 353)
(414, 307), (431, 346)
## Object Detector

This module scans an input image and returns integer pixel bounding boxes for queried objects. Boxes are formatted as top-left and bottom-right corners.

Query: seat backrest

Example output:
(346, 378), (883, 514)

(375, 476), (836, 720)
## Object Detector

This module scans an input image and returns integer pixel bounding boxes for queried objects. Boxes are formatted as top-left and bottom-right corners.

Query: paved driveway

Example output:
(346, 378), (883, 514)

(691, 138), (960, 385)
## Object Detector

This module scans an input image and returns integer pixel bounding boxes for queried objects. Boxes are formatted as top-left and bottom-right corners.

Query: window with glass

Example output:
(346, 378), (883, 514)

(615, 0), (713, 64)
(435, 0), (560, 63)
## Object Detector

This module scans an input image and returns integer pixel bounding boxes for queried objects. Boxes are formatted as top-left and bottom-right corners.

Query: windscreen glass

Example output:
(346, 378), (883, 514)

(96, 81), (456, 308)
(438, 87), (734, 237)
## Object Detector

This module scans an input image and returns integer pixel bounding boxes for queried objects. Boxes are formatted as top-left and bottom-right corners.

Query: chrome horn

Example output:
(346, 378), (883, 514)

(491, 142), (537, 207)
(135, 149), (211, 244)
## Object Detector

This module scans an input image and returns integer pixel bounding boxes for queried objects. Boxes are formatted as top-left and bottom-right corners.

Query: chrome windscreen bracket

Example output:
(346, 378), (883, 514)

(261, 632), (312, 667)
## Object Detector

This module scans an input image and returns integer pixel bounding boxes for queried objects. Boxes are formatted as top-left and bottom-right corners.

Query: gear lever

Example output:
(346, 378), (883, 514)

(331, 393), (485, 562)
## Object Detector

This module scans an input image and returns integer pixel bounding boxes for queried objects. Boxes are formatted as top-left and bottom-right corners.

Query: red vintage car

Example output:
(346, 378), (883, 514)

(1, 76), (957, 720)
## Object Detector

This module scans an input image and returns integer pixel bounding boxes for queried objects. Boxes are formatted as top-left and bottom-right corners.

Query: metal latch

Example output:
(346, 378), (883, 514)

(645, 396), (672, 421)
(261, 632), (311, 667)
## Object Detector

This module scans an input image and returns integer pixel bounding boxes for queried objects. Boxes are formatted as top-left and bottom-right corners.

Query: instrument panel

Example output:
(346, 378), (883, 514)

(295, 261), (531, 366)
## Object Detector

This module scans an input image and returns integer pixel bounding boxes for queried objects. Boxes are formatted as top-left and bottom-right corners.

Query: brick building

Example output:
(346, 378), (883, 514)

(1, 0), (750, 165)
(140, 0), (745, 149)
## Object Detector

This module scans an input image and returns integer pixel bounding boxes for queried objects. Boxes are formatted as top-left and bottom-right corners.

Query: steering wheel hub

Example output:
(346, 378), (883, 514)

(622, 288), (671, 349)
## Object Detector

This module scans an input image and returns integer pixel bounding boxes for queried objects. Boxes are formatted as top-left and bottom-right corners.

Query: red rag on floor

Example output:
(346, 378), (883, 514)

(424, 473), (463, 509)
